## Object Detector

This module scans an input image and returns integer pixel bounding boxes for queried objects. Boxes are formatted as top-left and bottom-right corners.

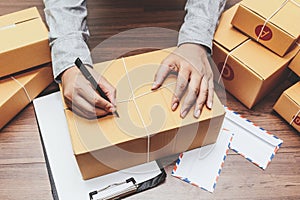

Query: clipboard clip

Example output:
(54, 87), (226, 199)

(89, 177), (137, 200)
(89, 168), (166, 200)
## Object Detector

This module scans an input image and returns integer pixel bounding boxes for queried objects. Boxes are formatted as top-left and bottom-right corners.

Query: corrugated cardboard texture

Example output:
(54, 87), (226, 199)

(231, 0), (300, 56)
(0, 7), (51, 77)
(0, 64), (53, 129)
(273, 82), (300, 132)
(62, 48), (225, 180)
(213, 4), (300, 108)
(289, 50), (300, 76)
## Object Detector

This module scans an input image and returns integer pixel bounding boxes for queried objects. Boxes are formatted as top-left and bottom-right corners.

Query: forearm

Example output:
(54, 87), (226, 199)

(178, 0), (226, 53)
(44, 0), (92, 82)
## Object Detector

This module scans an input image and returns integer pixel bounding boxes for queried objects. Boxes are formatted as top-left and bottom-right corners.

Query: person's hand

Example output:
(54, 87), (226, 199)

(61, 66), (117, 119)
(152, 43), (214, 118)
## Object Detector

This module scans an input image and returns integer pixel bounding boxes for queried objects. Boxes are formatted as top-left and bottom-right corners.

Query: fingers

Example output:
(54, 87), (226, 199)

(62, 66), (117, 119)
(172, 68), (190, 112)
(204, 58), (214, 110)
(152, 60), (173, 90)
(194, 77), (208, 118)
(65, 95), (110, 119)
(97, 75), (117, 107)
(206, 78), (214, 110)
(180, 73), (201, 118)
(73, 79), (115, 112)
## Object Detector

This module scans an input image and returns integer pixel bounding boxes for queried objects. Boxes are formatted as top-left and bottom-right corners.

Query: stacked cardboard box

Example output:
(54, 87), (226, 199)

(0, 7), (51, 77)
(231, 0), (300, 57)
(212, 4), (299, 109)
(61, 49), (226, 180)
(273, 82), (300, 132)
(0, 7), (52, 129)
(288, 51), (300, 76)
(0, 65), (53, 129)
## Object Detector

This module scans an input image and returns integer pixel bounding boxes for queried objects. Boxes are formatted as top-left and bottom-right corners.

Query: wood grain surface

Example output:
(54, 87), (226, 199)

(0, 0), (299, 199)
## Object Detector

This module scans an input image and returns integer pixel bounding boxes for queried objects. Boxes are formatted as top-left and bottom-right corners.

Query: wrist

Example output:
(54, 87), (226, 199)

(179, 43), (210, 54)
(60, 66), (77, 82)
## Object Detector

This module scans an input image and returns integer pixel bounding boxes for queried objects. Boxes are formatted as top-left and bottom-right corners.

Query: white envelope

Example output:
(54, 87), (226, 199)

(224, 107), (283, 169)
(172, 129), (233, 192)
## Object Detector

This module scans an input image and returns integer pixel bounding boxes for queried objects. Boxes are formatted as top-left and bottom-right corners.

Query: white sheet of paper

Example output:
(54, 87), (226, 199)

(33, 92), (162, 200)
(171, 129), (233, 192)
(223, 107), (283, 169)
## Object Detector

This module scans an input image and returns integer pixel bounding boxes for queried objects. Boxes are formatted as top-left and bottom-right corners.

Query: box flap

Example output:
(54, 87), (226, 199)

(285, 82), (300, 106)
(0, 7), (40, 28)
(241, 0), (300, 38)
(232, 40), (299, 79)
(0, 17), (48, 53)
(214, 4), (248, 51)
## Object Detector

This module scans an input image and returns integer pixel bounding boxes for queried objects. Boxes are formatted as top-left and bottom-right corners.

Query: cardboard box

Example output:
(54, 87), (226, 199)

(0, 64), (53, 129)
(0, 7), (51, 77)
(212, 5), (300, 109)
(273, 82), (300, 132)
(61, 48), (226, 180)
(288, 50), (300, 76)
(231, 0), (300, 57)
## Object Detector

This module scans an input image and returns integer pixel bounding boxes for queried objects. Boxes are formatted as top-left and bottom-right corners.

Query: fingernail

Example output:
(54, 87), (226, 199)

(194, 109), (201, 118)
(107, 104), (115, 112)
(208, 102), (213, 109)
(172, 102), (178, 111)
(151, 82), (158, 90)
(181, 110), (187, 118)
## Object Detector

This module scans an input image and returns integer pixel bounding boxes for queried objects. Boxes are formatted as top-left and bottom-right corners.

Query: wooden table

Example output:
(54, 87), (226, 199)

(1, 1), (299, 199)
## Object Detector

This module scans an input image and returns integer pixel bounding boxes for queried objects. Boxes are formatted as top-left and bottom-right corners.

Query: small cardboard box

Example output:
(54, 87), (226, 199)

(0, 64), (53, 129)
(231, 0), (300, 57)
(273, 82), (300, 132)
(0, 7), (51, 77)
(212, 5), (300, 109)
(61, 49), (226, 180)
(288, 50), (300, 76)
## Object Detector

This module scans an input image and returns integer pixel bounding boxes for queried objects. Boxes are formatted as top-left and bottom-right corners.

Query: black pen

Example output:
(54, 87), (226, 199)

(74, 58), (119, 118)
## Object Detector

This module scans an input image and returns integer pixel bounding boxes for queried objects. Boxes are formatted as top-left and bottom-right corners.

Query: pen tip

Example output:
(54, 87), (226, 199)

(114, 111), (120, 118)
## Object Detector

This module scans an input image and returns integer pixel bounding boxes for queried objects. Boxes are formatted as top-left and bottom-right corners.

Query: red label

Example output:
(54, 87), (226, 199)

(293, 115), (300, 126)
(217, 62), (234, 81)
(255, 25), (272, 41)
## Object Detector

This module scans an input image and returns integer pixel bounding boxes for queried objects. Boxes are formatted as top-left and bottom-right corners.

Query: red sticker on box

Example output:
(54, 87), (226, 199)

(255, 25), (272, 41)
(218, 62), (234, 81)
(293, 115), (300, 126)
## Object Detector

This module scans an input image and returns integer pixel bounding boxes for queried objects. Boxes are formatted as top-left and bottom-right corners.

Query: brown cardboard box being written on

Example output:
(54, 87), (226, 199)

(273, 82), (300, 132)
(288, 50), (300, 76)
(0, 7), (51, 77)
(212, 5), (300, 109)
(60, 48), (226, 180)
(231, 0), (300, 57)
(0, 64), (53, 129)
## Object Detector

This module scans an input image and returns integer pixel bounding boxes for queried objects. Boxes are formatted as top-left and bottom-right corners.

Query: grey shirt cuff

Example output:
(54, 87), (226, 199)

(178, 18), (214, 54)
(51, 34), (93, 82)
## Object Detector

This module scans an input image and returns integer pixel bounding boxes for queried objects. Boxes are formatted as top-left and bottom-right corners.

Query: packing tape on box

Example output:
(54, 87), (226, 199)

(10, 76), (32, 102)
(256, 0), (300, 42)
(290, 109), (300, 125)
